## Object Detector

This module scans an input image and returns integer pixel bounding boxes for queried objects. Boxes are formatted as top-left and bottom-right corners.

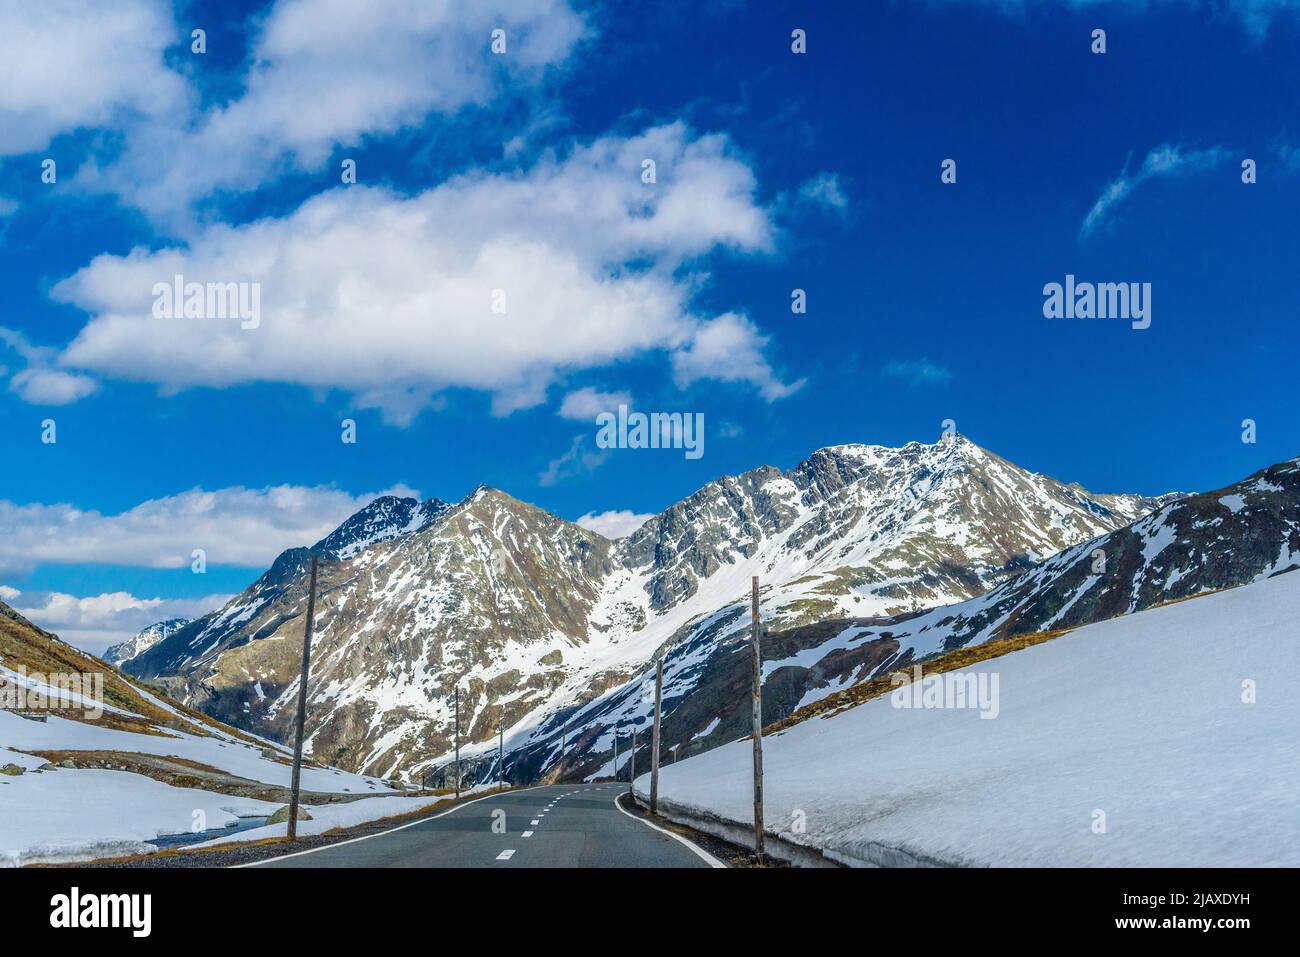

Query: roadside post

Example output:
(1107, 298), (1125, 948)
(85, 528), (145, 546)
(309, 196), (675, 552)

(650, 658), (663, 814)
(287, 554), (319, 842)
(750, 575), (765, 858)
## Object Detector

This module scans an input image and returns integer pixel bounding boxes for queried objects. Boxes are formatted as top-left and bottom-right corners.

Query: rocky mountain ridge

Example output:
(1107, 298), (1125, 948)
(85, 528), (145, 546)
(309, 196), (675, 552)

(124, 434), (1177, 781)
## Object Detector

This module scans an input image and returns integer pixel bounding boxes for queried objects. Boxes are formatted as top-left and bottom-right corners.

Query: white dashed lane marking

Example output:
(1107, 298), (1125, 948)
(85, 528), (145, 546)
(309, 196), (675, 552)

(522, 830), (534, 837)
(530, 819), (539, 825)
(496, 849), (516, 861)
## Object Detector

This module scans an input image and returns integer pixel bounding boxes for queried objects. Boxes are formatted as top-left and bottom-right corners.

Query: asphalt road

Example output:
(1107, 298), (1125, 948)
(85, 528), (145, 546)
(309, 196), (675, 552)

(245, 783), (722, 868)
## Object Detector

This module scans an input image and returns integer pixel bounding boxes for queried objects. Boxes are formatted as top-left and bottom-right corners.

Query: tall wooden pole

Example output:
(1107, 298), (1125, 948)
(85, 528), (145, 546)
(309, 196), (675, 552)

(629, 729), (636, 800)
(498, 724), (504, 793)
(650, 658), (663, 814)
(612, 727), (618, 782)
(454, 686), (460, 799)
(287, 554), (319, 842)
(750, 575), (765, 858)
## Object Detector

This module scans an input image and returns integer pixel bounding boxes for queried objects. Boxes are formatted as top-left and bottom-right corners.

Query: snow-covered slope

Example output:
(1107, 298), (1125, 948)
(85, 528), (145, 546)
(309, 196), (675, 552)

(535, 455), (1298, 781)
(126, 434), (1163, 782)
(0, 596), (396, 866)
(751, 453), (1300, 714)
(103, 617), (191, 667)
(633, 569), (1300, 867)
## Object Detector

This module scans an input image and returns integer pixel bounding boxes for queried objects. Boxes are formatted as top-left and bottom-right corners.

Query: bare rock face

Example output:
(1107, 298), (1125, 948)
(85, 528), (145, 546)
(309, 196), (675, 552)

(126, 436), (1186, 781)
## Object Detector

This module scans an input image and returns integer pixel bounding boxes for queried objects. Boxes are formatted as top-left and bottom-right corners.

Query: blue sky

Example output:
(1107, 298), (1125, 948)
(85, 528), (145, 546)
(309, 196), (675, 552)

(2, 0), (1299, 650)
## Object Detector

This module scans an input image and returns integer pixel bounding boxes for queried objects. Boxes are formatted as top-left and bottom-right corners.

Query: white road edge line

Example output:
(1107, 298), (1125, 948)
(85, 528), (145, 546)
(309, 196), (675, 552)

(612, 791), (726, 869)
(232, 784), (549, 868)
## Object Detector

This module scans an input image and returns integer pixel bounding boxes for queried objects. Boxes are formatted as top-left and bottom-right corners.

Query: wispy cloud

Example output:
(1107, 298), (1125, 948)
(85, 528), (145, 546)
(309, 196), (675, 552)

(538, 435), (610, 486)
(0, 484), (419, 576)
(0, 0), (186, 158)
(931, 1), (1300, 39)
(0, 0), (588, 219)
(558, 387), (633, 421)
(574, 509), (654, 539)
(882, 358), (953, 387)
(1, 587), (230, 656)
(797, 172), (849, 215)
(0, 329), (97, 404)
(672, 312), (805, 401)
(1080, 144), (1230, 240)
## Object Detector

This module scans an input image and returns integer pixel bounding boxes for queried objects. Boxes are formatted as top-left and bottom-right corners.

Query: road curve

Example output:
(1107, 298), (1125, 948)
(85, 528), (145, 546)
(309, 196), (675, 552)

(244, 783), (722, 868)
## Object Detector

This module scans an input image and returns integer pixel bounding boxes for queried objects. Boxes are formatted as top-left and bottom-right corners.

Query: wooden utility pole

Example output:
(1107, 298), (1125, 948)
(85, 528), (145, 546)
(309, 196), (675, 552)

(498, 724), (504, 793)
(287, 554), (319, 842)
(750, 575), (765, 858)
(454, 687), (461, 798)
(650, 658), (663, 814)
(612, 728), (618, 783)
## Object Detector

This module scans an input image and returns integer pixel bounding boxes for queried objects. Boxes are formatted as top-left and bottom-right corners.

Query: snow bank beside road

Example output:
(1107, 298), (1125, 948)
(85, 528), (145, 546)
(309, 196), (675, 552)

(638, 572), (1300, 867)
(0, 767), (278, 867)
(0, 694), (399, 866)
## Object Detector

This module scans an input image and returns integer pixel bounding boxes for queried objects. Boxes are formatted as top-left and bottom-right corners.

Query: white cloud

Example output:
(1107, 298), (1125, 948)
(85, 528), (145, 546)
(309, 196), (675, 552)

(671, 312), (805, 401)
(558, 387), (633, 421)
(1081, 144), (1230, 239)
(48, 124), (795, 423)
(882, 358), (953, 387)
(85, 0), (588, 217)
(0, 329), (98, 404)
(2, 588), (230, 656)
(0, 484), (418, 576)
(0, 0), (187, 156)
(575, 509), (655, 539)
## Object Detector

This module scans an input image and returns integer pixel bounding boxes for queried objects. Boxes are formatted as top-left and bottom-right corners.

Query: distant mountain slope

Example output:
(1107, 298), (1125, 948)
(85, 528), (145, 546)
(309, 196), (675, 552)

(103, 618), (191, 667)
(533, 455), (1297, 782)
(126, 434), (1164, 781)
(130, 487), (618, 777)
(615, 436), (1167, 620)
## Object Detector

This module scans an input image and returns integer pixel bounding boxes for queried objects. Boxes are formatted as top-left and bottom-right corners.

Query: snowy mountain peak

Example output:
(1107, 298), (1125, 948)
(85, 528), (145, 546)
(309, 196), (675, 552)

(102, 617), (192, 667)
(311, 494), (450, 560)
